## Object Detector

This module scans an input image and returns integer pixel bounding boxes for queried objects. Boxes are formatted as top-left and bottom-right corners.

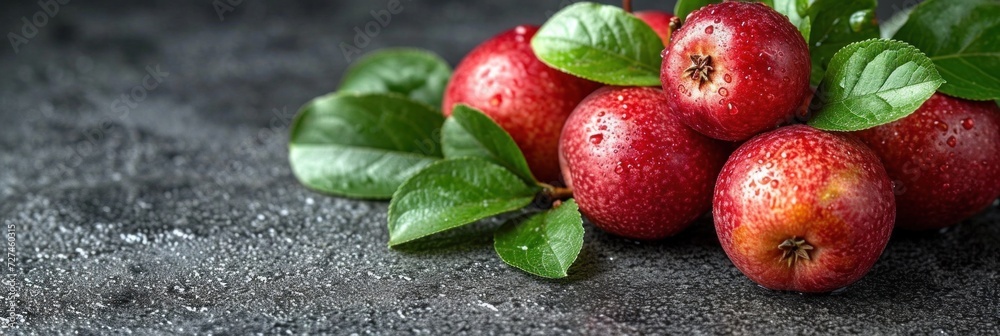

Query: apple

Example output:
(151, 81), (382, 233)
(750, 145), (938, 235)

(853, 93), (1000, 230)
(560, 86), (729, 240)
(443, 25), (601, 183)
(634, 11), (675, 46)
(660, 2), (811, 141)
(714, 125), (895, 293)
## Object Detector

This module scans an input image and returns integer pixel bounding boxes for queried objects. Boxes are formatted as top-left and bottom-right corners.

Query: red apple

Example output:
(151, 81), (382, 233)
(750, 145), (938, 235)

(443, 25), (601, 183)
(660, 2), (811, 141)
(634, 11), (675, 46)
(560, 86), (728, 240)
(853, 93), (1000, 230)
(714, 125), (895, 293)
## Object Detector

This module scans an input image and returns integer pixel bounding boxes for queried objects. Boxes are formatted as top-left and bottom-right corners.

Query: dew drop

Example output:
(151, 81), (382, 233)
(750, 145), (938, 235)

(727, 102), (739, 115)
(849, 10), (869, 33)
(946, 136), (957, 147)
(589, 134), (604, 145)
(661, 49), (669, 58)
(724, 74), (732, 83)
(621, 104), (629, 109)
(714, 18), (721, 24)
(614, 164), (624, 174)
(598, 125), (608, 131)
(718, 88), (729, 97)
(621, 114), (629, 120)
(617, 95), (624, 101)
(962, 118), (975, 130)
(705, 25), (714, 34)
(490, 94), (503, 107)
(770, 180), (779, 188)
(760, 176), (771, 184)
(933, 120), (948, 132)
(938, 164), (949, 173)
(597, 111), (605, 117)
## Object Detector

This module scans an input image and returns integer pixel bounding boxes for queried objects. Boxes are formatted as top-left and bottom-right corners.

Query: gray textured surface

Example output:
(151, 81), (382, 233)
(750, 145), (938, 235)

(1, 0), (998, 334)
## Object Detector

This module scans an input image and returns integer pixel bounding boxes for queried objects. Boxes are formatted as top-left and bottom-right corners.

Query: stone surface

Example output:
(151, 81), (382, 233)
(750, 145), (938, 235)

(0, 0), (997, 334)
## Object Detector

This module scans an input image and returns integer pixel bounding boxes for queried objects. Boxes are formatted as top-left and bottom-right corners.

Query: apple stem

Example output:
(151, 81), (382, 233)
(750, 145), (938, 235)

(622, 0), (632, 13)
(539, 183), (574, 201)
(669, 16), (682, 36)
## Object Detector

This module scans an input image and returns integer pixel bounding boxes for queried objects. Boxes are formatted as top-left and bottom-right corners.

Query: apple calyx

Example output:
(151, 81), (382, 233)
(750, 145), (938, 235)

(778, 237), (814, 267)
(684, 55), (714, 84)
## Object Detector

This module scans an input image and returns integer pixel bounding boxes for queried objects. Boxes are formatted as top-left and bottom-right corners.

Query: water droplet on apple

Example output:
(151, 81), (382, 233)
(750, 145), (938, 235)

(589, 134), (604, 145)
(727, 102), (739, 115)
(724, 74), (732, 83)
(719, 88), (728, 97)
(598, 125), (607, 131)
(617, 95), (624, 101)
(597, 111), (605, 117)
(614, 164), (624, 174)
(770, 180), (779, 188)
(705, 25), (714, 34)
(947, 136), (957, 147)
(490, 94), (503, 107)
(962, 118), (975, 130)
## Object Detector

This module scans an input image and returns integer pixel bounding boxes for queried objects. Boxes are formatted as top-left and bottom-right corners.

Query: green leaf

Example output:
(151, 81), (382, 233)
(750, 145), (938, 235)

(809, 39), (944, 131)
(388, 158), (540, 246)
(771, 0), (812, 43)
(494, 199), (584, 279)
(807, 0), (880, 85)
(674, 0), (722, 23)
(893, 0), (1000, 100)
(532, 2), (664, 86)
(442, 105), (536, 184)
(339, 48), (452, 108)
(289, 93), (444, 199)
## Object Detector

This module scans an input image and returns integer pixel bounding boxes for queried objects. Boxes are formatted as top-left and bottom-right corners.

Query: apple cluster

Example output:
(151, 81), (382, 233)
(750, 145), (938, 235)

(442, 2), (1000, 292)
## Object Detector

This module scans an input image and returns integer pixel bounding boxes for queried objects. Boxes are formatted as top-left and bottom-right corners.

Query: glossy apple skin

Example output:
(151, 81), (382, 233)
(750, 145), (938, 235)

(560, 87), (729, 240)
(634, 11), (674, 46)
(714, 125), (895, 293)
(443, 25), (601, 183)
(661, 2), (810, 141)
(853, 93), (1000, 230)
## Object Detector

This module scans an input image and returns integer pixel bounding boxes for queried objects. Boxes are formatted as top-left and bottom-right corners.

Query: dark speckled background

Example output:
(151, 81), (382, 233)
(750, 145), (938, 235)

(1, 0), (998, 334)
